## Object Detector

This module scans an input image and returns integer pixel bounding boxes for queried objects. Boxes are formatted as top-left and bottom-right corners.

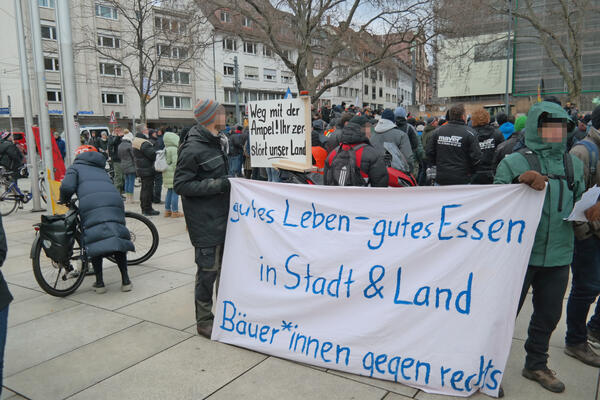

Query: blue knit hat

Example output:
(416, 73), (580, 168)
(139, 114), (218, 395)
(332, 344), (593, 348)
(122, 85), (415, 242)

(194, 99), (220, 126)
(394, 106), (407, 119)
(382, 108), (395, 122)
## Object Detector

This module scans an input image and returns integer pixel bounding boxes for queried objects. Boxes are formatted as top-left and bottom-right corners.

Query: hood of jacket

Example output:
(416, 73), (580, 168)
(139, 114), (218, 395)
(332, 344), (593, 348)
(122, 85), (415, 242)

(340, 122), (368, 145)
(474, 124), (497, 139)
(163, 131), (179, 148)
(499, 122), (515, 140)
(74, 151), (106, 168)
(525, 101), (569, 156)
(374, 118), (396, 134)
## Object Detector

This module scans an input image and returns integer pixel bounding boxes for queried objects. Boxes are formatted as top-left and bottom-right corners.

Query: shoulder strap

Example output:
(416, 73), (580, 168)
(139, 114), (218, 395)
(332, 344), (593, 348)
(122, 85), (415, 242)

(352, 144), (368, 179)
(573, 140), (599, 176)
(517, 148), (541, 173)
(563, 153), (575, 192)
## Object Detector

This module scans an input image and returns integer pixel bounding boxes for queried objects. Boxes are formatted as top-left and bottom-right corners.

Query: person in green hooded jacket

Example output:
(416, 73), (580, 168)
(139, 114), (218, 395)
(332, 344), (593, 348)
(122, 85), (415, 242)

(162, 131), (182, 218)
(495, 101), (585, 394)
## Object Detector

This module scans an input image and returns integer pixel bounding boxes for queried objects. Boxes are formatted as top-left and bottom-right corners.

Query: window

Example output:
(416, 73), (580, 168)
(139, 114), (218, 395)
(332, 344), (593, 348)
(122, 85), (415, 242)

(177, 71), (190, 85)
(172, 47), (188, 59)
(95, 4), (118, 20)
(99, 62), (122, 77)
(224, 88), (234, 103)
(223, 64), (234, 77)
(243, 41), (257, 54)
(281, 71), (294, 84)
(364, 85), (368, 95)
(378, 71), (383, 81)
(97, 35), (120, 48)
(337, 87), (342, 97)
(157, 44), (171, 57)
(244, 66), (259, 80)
(44, 57), (59, 71)
(102, 92), (124, 104)
(47, 89), (61, 102)
(223, 38), (237, 51)
(160, 95), (191, 110)
(242, 17), (252, 27)
(220, 11), (230, 23)
(379, 88), (383, 97)
(281, 49), (291, 60)
(325, 79), (331, 92)
(159, 69), (174, 83)
(386, 94), (390, 102)
(39, 0), (55, 8)
(41, 25), (57, 40)
(263, 68), (276, 82)
(263, 45), (273, 57)
(392, 95), (397, 103)
(343, 87), (348, 97)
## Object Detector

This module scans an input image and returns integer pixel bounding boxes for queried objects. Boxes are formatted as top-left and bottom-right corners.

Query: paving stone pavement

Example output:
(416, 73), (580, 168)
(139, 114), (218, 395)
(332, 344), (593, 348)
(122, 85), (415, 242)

(1, 188), (599, 399)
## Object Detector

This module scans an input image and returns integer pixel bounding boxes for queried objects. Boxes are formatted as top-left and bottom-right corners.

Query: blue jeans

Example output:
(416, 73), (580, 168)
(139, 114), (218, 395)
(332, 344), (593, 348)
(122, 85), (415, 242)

(165, 188), (179, 212)
(566, 236), (600, 345)
(266, 168), (280, 182)
(229, 155), (243, 177)
(124, 173), (135, 194)
(0, 305), (8, 395)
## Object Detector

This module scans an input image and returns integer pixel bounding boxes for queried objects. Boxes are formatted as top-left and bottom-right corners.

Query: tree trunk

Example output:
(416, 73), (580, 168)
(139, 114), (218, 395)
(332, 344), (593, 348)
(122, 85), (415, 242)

(140, 95), (147, 126)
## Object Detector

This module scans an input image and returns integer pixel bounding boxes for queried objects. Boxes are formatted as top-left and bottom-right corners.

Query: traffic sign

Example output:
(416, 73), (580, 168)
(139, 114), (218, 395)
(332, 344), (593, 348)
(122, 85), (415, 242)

(109, 111), (117, 124)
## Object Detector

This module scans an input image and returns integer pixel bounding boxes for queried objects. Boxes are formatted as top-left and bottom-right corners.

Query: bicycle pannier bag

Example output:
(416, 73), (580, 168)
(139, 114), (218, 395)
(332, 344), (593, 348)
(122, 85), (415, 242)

(39, 210), (77, 263)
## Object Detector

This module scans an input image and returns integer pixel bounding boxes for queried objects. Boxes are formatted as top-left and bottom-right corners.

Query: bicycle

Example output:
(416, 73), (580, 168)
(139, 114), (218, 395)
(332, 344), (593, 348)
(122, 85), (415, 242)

(0, 167), (47, 216)
(31, 203), (159, 297)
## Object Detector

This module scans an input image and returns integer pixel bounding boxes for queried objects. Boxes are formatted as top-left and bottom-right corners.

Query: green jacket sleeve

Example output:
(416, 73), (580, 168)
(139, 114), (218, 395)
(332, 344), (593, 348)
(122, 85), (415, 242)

(493, 157), (518, 184)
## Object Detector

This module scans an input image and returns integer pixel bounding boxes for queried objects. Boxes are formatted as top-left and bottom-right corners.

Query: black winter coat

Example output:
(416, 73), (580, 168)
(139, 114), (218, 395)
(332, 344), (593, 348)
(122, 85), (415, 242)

(118, 140), (136, 174)
(493, 130), (524, 170)
(0, 214), (13, 310)
(324, 122), (388, 187)
(0, 139), (23, 171)
(108, 135), (122, 162)
(228, 132), (246, 157)
(425, 121), (482, 185)
(132, 133), (156, 177)
(471, 125), (504, 184)
(59, 152), (134, 258)
(174, 125), (230, 248)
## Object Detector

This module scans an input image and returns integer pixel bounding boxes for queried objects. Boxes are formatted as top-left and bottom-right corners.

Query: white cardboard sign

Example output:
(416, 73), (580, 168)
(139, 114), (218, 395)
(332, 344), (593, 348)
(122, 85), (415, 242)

(247, 98), (310, 168)
(213, 180), (546, 397)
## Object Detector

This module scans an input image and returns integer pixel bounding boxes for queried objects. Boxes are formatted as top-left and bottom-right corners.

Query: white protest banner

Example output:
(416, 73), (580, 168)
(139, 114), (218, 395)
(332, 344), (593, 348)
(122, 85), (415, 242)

(248, 98), (311, 169)
(213, 180), (546, 397)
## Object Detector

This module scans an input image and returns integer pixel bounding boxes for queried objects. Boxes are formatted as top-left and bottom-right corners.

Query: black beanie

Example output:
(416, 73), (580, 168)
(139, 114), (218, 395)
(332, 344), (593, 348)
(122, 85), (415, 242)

(592, 105), (600, 130)
(349, 115), (369, 127)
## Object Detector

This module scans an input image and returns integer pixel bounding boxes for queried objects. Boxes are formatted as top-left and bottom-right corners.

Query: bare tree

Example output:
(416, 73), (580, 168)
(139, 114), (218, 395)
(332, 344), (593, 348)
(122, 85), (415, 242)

(78, 0), (211, 123)
(200, 0), (435, 103)
(437, 0), (600, 106)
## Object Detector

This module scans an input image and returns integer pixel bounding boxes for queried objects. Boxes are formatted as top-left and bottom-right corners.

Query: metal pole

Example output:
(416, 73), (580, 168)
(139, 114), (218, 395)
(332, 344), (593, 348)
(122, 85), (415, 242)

(212, 34), (217, 100)
(55, 0), (78, 167)
(505, 0), (512, 116)
(234, 56), (240, 125)
(15, 0), (42, 210)
(28, 0), (54, 183)
(8, 96), (13, 135)
(411, 46), (416, 106)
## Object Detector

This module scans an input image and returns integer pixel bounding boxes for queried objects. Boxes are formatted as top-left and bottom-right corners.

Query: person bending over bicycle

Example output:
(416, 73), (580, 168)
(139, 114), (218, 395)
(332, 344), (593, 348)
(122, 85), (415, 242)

(59, 145), (134, 293)
(0, 132), (25, 181)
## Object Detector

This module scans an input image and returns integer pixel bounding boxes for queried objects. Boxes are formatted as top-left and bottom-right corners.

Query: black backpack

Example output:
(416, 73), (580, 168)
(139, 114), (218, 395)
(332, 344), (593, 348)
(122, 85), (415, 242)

(325, 143), (368, 186)
(517, 147), (575, 212)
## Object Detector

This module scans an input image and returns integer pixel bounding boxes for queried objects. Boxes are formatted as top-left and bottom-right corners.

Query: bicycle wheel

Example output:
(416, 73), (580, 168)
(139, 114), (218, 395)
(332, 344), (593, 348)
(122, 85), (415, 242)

(108, 211), (159, 265)
(32, 236), (88, 297)
(0, 185), (19, 216)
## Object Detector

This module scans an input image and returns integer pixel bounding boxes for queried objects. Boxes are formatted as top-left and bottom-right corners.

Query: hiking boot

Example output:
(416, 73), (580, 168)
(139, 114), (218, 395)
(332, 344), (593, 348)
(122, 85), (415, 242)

(565, 342), (600, 367)
(196, 323), (213, 339)
(164, 210), (172, 217)
(143, 209), (160, 216)
(521, 368), (565, 393)
(588, 327), (600, 348)
(171, 211), (184, 218)
(92, 282), (106, 294)
(121, 282), (132, 292)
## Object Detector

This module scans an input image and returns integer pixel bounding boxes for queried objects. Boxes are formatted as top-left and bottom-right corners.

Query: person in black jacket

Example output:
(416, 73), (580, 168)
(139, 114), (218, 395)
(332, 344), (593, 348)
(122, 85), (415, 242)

(108, 127), (124, 193)
(324, 115), (388, 187)
(426, 103), (482, 185)
(470, 107), (504, 184)
(0, 132), (24, 178)
(60, 145), (135, 293)
(0, 212), (12, 397)
(174, 99), (230, 339)
(152, 128), (165, 204)
(132, 125), (158, 216)
(228, 126), (246, 177)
